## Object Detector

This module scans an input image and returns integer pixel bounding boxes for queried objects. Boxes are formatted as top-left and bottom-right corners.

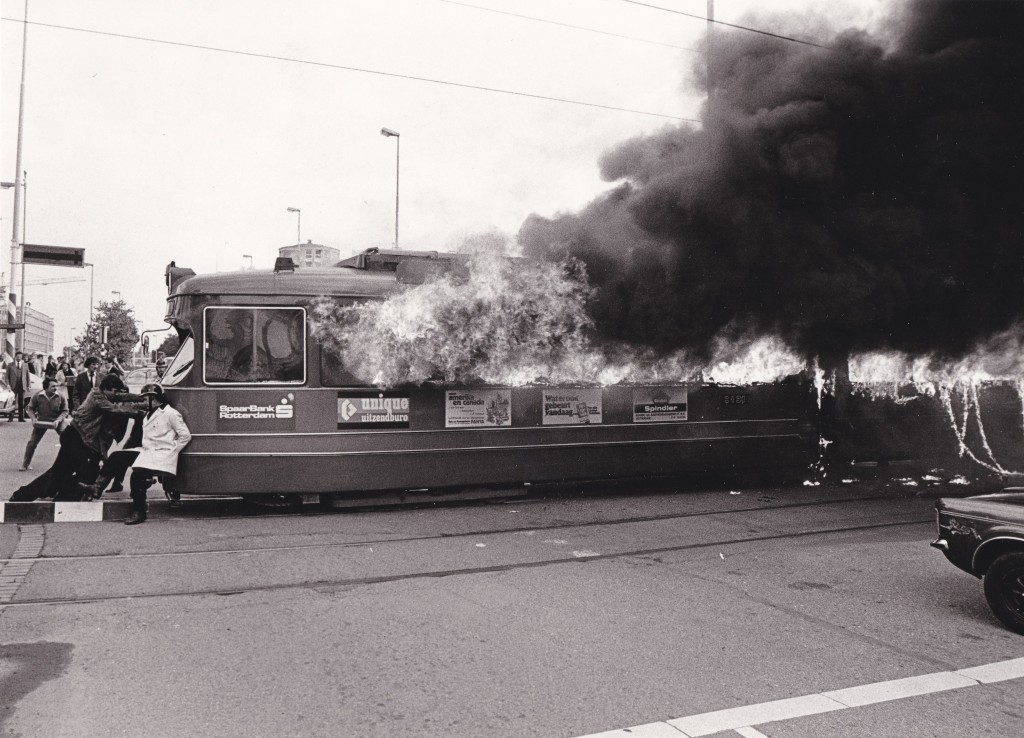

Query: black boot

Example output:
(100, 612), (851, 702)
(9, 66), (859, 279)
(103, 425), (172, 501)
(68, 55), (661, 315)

(77, 482), (102, 501)
(124, 503), (147, 525)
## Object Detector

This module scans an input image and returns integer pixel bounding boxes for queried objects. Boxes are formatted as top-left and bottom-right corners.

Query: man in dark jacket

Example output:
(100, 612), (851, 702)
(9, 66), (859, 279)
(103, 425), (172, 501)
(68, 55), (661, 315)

(72, 356), (104, 411)
(5, 351), (31, 422)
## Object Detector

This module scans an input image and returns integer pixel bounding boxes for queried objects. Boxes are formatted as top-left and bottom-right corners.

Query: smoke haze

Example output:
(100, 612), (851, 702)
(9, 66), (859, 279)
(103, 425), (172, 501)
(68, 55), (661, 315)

(519, 0), (1024, 364)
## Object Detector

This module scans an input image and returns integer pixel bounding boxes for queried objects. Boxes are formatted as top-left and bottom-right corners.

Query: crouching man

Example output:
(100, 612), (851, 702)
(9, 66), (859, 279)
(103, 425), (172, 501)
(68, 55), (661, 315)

(125, 383), (191, 525)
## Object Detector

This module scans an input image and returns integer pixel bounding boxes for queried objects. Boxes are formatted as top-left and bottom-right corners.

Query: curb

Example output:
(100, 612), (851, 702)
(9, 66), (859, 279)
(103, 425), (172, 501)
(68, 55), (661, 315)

(1, 501), (135, 523)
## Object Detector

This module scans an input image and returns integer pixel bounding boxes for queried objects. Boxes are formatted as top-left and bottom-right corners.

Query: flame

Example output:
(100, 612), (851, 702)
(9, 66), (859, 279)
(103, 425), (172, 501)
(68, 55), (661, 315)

(844, 325), (1024, 477)
(310, 249), (812, 388)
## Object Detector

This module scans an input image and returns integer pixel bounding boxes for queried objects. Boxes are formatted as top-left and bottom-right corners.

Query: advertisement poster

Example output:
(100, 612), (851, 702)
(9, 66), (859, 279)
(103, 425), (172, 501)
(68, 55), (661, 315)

(337, 391), (410, 429)
(633, 388), (688, 423)
(542, 389), (602, 425)
(445, 389), (512, 428)
(217, 391), (297, 431)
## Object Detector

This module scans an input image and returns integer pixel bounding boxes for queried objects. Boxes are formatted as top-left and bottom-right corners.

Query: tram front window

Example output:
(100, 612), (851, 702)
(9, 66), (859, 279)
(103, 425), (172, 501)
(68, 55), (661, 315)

(204, 307), (305, 384)
(160, 334), (194, 386)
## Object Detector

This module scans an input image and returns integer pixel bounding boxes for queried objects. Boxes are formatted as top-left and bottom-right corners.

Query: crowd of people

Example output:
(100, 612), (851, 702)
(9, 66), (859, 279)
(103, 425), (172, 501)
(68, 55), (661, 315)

(3, 351), (125, 420)
(2, 351), (191, 525)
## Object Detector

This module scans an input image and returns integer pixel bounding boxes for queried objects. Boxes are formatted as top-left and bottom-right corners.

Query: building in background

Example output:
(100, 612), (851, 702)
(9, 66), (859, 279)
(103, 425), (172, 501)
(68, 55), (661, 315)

(278, 241), (340, 268)
(20, 304), (54, 355)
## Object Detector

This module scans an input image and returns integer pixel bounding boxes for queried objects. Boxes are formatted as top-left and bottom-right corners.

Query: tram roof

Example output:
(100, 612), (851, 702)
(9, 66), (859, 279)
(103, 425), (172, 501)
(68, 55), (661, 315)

(169, 266), (401, 299)
(167, 249), (469, 299)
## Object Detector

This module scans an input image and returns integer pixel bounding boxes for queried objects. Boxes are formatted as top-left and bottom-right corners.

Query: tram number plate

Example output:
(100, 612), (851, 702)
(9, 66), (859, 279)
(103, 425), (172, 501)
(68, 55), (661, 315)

(721, 394), (751, 406)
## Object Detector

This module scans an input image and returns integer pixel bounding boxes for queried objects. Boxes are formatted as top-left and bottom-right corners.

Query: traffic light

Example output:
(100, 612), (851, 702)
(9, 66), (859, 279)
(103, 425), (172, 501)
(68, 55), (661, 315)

(142, 335), (150, 354)
(100, 325), (109, 345)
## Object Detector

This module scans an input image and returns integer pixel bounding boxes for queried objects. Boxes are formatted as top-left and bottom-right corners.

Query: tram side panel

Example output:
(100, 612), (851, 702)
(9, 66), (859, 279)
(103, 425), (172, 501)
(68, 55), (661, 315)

(166, 382), (817, 496)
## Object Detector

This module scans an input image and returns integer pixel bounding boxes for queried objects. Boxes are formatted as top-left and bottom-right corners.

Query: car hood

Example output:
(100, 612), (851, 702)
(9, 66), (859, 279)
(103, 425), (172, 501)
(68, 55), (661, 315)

(937, 489), (1024, 519)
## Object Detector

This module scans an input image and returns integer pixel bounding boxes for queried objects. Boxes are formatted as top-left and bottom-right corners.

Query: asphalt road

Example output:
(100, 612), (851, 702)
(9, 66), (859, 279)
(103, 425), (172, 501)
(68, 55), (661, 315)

(2, 478), (1022, 738)
(2, 418), (1022, 737)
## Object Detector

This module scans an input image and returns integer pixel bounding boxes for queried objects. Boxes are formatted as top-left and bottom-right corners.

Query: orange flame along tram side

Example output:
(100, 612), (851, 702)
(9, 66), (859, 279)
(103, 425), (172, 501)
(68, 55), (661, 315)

(159, 250), (818, 503)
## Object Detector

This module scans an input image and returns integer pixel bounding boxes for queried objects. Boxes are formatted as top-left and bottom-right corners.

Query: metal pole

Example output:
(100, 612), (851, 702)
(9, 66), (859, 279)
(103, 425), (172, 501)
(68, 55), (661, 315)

(86, 262), (94, 322)
(286, 207), (301, 246)
(394, 135), (400, 249)
(17, 170), (26, 352)
(5, 0), (29, 363)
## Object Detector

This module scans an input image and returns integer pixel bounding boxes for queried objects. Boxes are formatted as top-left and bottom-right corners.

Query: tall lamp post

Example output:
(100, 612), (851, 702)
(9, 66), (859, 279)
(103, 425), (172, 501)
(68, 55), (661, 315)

(4, 0), (29, 364)
(84, 262), (94, 322)
(286, 207), (301, 246)
(380, 127), (400, 249)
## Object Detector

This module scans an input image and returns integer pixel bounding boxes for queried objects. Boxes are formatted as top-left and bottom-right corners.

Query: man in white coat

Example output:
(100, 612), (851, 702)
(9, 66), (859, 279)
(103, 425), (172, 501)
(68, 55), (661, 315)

(125, 383), (192, 525)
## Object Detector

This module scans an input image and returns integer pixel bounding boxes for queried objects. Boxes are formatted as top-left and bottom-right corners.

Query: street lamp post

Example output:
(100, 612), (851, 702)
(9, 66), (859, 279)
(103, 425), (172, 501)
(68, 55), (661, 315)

(16, 170), (27, 352)
(380, 127), (400, 249)
(84, 262), (94, 322)
(286, 207), (301, 245)
(4, 0), (29, 364)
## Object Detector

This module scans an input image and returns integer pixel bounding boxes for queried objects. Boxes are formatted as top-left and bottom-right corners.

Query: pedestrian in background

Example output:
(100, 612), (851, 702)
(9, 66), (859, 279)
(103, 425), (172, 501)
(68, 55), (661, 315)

(5, 351), (30, 422)
(21, 377), (69, 472)
(56, 359), (73, 407)
(73, 356), (104, 409)
(44, 356), (58, 381)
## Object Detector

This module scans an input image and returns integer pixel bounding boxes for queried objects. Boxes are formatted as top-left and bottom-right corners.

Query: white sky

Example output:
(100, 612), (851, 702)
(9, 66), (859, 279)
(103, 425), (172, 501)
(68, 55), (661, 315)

(1, 0), (890, 351)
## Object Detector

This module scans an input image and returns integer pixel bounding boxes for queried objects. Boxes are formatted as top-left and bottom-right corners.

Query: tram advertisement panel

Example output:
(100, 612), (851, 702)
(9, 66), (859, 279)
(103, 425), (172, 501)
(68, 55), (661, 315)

(337, 391), (410, 429)
(216, 391), (297, 431)
(633, 387), (688, 423)
(445, 389), (511, 428)
(542, 389), (602, 425)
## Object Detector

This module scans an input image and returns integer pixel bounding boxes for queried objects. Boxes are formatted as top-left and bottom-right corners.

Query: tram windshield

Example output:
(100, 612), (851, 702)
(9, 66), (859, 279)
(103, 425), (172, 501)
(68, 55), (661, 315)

(203, 306), (306, 384)
(160, 334), (194, 386)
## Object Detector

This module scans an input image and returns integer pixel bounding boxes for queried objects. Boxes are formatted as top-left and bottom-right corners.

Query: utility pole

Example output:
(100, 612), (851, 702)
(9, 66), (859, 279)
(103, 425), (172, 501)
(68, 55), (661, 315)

(4, 0), (29, 363)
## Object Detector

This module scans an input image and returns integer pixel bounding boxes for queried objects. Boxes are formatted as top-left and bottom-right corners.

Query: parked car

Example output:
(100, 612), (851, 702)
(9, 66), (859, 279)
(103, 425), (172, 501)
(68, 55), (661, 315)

(124, 366), (162, 394)
(932, 489), (1024, 634)
(0, 377), (15, 419)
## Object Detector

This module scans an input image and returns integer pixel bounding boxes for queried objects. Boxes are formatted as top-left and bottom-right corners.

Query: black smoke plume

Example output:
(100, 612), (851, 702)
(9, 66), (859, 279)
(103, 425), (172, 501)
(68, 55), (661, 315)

(519, 0), (1024, 365)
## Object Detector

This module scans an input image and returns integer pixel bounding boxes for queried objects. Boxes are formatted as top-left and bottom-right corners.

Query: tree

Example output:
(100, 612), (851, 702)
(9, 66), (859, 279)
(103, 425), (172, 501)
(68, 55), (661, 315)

(157, 333), (180, 357)
(74, 299), (140, 363)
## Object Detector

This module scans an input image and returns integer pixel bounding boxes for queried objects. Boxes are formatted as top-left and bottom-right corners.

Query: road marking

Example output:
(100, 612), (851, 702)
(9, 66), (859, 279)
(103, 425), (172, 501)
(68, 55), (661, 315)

(957, 656), (1024, 683)
(572, 657), (1024, 738)
(668, 694), (845, 736)
(734, 728), (771, 738)
(822, 671), (976, 707)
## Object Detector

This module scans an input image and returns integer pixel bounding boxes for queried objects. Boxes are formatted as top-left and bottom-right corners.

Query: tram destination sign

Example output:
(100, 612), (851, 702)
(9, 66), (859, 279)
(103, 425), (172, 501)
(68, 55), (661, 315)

(338, 390), (410, 429)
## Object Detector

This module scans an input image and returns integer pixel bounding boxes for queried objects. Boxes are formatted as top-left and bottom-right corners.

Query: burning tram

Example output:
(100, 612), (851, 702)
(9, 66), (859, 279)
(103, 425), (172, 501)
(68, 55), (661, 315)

(159, 249), (819, 501)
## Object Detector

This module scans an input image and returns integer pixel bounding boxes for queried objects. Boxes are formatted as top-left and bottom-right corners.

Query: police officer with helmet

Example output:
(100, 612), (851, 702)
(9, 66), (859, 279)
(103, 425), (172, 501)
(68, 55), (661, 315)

(125, 383), (191, 525)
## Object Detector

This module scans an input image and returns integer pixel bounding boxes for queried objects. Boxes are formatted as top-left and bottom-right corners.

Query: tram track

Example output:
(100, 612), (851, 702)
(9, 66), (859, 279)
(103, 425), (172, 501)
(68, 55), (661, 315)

(5, 492), (913, 563)
(0, 517), (933, 608)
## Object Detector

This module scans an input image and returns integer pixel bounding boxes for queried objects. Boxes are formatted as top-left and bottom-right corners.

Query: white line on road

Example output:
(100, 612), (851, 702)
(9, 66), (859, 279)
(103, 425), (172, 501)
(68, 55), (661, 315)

(734, 728), (771, 738)
(572, 657), (1024, 738)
